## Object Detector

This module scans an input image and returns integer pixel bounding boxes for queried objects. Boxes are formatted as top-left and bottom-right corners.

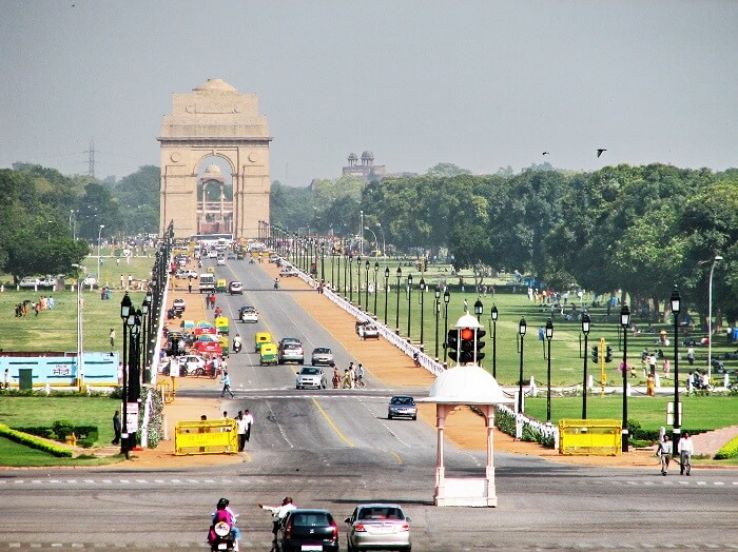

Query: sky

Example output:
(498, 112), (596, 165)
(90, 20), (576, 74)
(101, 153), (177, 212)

(1, 0), (737, 186)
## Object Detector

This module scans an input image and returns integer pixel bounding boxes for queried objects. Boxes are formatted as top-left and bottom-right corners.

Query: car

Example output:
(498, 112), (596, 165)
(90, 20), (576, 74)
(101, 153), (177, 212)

(174, 354), (207, 376)
(356, 320), (380, 340)
(388, 395), (417, 420)
(295, 366), (328, 389)
(280, 267), (299, 277)
(227, 252), (237, 260)
(38, 275), (58, 288)
(311, 347), (335, 366)
(82, 275), (97, 287)
(280, 509), (339, 552)
(184, 269), (199, 279)
(19, 276), (40, 288)
(345, 503), (411, 552)
(217, 256), (226, 266)
(238, 306), (258, 323)
(279, 342), (305, 364)
(208, 249), (218, 258)
(193, 337), (222, 355)
(229, 281), (243, 295)
(174, 269), (188, 279)
(279, 337), (301, 349)
(172, 298), (186, 313)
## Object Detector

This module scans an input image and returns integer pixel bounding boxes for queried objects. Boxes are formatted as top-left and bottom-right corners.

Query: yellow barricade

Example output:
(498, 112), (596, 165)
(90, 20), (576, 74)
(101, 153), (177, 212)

(175, 419), (238, 455)
(558, 419), (622, 456)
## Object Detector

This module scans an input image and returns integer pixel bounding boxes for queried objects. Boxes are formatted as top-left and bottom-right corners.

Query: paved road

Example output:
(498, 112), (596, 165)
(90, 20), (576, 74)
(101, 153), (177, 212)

(1, 257), (737, 551)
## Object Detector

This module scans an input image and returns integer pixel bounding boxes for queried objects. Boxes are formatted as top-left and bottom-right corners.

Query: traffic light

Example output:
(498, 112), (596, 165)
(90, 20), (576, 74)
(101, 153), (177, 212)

(605, 346), (613, 363)
(459, 327), (475, 364)
(591, 346), (599, 363)
(447, 329), (459, 361)
(475, 328), (486, 362)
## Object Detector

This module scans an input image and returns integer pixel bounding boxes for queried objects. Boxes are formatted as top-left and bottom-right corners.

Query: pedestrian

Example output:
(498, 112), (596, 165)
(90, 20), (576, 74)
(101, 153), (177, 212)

(3, 368), (9, 390)
(112, 410), (122, 445)
(678, 433), (693, 475)
(128, 274), (133, 289)
(243, 409), (254, 442)
(342, 369), (352, 389)
(662, 357), (671, 376)
(259, 497), (297, 541)
(355, 363), (365, 388)
(332, 367), (341, 389)
(686, 346), (695, 366)
(236, 411), (247, 451)
(221, 370), (234, 398)
(109, 328), (115, 348)
(120, 274), (124, 289)
(188, 279), (193, 293)
(657, 434), (672, 475)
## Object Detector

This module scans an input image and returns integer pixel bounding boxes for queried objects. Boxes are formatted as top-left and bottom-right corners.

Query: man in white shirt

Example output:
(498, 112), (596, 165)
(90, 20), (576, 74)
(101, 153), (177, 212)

(678, 432), (694, 476)
(242, 409), (254, 443)
(236, 411), (248, 452)
(259, 497), (297, 541)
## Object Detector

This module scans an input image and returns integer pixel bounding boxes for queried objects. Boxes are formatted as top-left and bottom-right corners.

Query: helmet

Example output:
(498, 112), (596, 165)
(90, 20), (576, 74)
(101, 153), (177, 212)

(217, 497), (230, 510)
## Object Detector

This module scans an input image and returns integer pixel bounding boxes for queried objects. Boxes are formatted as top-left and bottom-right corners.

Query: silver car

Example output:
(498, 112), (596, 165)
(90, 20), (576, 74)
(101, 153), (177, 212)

(345, 503), (411, 552)
(388, 396), (417, 420)
(295, 366), (327, 389)
(311, 347), (335, 366)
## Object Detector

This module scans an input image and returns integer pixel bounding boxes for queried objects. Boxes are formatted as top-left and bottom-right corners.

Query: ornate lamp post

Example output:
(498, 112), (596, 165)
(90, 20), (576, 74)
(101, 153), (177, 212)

(708, 255), (723, 378)
(141, 296), (149, 383)
(348, 254), (354, 302)
(581, 312), (591, 419)
(518, 317), (527, 413)
(474, 298), (483, 321)
(395, 267), (402, 332)
(620, 304), (631, 452)
(671, 287), (682, 454)
(356, 255), (362, 306)
(365, 259), (370, 311)
(491, 305), (499, 378)
(373, 262), (379, 315)
(320, 244), (325, 282)
(407, 274), (413, 337)
(545, 319), (554, 424)
(434, 286), (441, 358)
(119, 293), (132, 458)
(419, 278), (426, 345)
(96, 224), (105, 285)
(383, 267), (390, 325)
(443, 289), (450, 363)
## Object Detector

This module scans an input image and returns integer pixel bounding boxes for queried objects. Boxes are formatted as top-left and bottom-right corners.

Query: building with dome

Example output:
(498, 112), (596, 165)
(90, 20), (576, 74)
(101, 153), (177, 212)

(342, 150), (386, 181)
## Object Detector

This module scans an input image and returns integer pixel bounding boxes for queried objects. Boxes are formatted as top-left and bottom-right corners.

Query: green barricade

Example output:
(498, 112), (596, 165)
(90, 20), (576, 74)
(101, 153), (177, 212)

(558, 419), (622, 456)
(174, 419), (238, 455)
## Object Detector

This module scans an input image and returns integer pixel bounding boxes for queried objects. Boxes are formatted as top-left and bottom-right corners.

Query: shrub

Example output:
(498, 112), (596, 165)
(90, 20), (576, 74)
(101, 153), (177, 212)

(714, 435), (738, 460)
(0, 424), (73, 457)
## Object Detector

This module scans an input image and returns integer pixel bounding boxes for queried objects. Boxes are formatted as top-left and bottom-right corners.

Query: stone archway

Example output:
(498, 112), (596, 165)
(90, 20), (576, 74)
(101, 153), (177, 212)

(158, 78), (271, 240)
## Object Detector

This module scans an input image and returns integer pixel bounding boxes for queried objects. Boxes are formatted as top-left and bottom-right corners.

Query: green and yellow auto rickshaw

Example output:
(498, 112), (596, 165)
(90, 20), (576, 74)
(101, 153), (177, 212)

(259, 343), (279, 366)
(255, 331), (273, 353)
(214, 316), (229, 335)
(218, 334), (230, 357)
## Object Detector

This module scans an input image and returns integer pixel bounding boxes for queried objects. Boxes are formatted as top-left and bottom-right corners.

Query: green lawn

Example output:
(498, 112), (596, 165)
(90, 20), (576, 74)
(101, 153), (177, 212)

(0, 396), (119, 445)
(0, 436), (119, 467)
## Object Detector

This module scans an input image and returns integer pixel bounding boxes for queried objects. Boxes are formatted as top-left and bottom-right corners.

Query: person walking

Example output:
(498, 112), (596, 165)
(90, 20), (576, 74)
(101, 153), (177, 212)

(236, 411), (248, 451)
(221, 370), (235, 398)
(686, 346), (695, 366)
(657, 434), (672, 475)
(112, 410), (122, 445)
(109, 328), (115, 349)
(355, 363), (365, 388)
(348, 363), (356, 389)
(678, 432), (694, 475)
(3, 368), (9, 390)
(332, 367), (341, 389)
(243, 409), (254, 442)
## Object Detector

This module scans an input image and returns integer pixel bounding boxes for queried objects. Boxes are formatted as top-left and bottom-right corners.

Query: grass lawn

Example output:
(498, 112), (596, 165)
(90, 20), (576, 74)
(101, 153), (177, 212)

(0, 436), (120, 467)
(0, 396), (119, 445)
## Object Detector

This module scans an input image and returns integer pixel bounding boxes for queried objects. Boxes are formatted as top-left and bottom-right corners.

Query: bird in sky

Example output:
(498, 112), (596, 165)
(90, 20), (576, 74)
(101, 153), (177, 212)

(596, 148), (607, 158)
(542, 152), (550, 156)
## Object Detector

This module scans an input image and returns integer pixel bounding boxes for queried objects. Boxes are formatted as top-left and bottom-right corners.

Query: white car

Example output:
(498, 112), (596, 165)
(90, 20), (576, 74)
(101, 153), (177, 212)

(239, 306), (258, 323)
(295, 366), (327, 389)
(208, 250), (218, 258)
(82, 276), (97, 287)
(19, 276), (40, 288)
(216, 256), (226, 266)
(174, 354), (207, 376)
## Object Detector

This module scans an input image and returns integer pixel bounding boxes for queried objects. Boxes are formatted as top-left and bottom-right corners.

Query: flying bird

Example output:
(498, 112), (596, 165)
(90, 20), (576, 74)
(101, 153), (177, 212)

(596, 148), (607, 158)
(542, 152), (550, 156)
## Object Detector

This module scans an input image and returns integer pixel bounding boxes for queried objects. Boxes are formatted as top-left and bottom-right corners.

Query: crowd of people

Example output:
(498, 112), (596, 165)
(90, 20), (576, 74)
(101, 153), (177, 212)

(331, 362), (365, 389)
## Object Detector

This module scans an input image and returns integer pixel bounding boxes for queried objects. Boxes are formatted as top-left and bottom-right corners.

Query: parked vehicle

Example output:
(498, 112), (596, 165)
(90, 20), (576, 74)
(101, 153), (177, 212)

(311, 347), (335, 366)
(388, 396), (417, 420)
(345, 503), (411, 552)
(19, 276), (40, 288)
(295, 366), (327, 389)
(280, 509), (339, 552)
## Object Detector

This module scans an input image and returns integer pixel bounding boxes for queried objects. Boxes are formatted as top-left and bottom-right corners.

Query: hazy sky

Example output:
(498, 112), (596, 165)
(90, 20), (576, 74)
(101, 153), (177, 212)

(1, 1), (736, 186)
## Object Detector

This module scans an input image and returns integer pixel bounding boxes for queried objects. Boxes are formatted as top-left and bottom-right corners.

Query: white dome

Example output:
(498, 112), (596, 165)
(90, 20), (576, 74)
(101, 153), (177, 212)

(419, 365), (513, 405)
(193, 79), (237, 93)
(203, 164), (222, 176)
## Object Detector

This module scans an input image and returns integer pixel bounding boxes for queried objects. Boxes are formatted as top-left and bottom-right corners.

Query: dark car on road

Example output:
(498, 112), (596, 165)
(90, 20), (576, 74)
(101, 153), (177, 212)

(280, 509), (339, 552)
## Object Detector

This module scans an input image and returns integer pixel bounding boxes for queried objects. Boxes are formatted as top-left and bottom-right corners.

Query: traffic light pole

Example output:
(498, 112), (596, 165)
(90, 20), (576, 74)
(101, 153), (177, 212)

(582, 331), (588, 419)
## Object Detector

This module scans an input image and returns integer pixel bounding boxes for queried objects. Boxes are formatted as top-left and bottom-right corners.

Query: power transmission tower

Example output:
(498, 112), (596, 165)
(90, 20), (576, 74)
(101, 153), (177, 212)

(85, 139), (96, 178)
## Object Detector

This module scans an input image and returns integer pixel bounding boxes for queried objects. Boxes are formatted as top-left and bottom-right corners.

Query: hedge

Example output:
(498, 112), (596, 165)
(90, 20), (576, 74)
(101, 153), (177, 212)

(0, 424), (73, 457)
(14, 421), (98, 448)
(714, 435), (738, 460)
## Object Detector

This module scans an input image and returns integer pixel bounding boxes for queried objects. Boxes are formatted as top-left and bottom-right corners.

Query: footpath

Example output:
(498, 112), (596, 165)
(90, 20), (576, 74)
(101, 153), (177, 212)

(118, 259), (736, 470)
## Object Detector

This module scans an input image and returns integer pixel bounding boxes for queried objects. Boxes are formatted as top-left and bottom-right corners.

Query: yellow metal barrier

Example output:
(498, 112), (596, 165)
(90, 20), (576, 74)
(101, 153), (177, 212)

(559, 419), (622, 456)
(174, 419), (238, 455)
(156, 380), (174, 404)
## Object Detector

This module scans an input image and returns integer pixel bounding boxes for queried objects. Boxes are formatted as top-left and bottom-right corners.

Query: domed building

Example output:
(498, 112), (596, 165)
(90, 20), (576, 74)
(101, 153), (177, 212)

(342, 150), (386, 181)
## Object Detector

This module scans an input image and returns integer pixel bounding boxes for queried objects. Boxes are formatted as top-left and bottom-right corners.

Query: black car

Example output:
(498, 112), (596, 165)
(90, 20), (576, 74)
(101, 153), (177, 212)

(280, 509), (339, 552)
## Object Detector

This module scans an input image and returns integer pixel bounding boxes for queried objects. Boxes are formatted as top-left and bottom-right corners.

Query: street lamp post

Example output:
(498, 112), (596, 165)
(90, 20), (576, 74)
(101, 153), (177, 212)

(434, 287), (441, 358)
(119, 293), (132, 458)
(671, 287), (682, 455)
(407, 274), (413, 337)
(141, 297), (149, 383)
(72, 264), (84, 391)
(321, 244), (325, 283)
(545, 319), (554, 424)
(97, 224), (105, 285)
(518, 317), (527, 413)
(581, 312), (591, 419)
(337, 252), (342, 295)
(474, 298), (483, 321)
(620, 304), (631, 453)
(376, 223), (386, 260)
(373, 262), (379, 315)
(349, 254), (354, 302)
(356, 256), (362, 307)
(443, 289), (450, 363)
(708, 255), (723, 378)
(384, 267), (390, 325)
(365, 260), (370, 311)
(491, 305), (499, 378)
(419, 278), (426, 345)
(395, 267), (402, 332)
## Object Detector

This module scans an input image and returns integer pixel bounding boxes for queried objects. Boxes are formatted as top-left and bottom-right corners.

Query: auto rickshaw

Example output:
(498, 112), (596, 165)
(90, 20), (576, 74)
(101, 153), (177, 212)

(218, 334), (230, 357)
(206, 266), (215, 274)
(216, 279), (227, 293)
(255, 331), (273, 353)
(259, 343), (278, 366)
(215, 316), (230, 335)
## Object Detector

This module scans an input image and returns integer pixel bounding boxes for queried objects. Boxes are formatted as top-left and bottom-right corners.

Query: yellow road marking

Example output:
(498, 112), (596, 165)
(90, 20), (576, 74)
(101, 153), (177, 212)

(388, 450), (403, 465)
(311, 397), (354, 448)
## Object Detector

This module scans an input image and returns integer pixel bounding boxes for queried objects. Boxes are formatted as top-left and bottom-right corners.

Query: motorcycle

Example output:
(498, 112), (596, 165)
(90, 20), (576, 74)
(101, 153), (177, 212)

(232, 339), (242, 354)
(208, 519), (236, 551)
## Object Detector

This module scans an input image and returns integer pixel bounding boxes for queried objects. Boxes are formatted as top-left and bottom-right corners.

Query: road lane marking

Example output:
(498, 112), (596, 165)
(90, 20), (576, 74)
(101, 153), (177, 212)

(388, 450), (403, 464)
(311, 397), (354, 447)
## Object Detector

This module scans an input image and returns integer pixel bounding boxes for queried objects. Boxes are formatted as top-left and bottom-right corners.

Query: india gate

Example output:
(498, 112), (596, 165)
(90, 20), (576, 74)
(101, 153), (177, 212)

(158, 78), (271, 240)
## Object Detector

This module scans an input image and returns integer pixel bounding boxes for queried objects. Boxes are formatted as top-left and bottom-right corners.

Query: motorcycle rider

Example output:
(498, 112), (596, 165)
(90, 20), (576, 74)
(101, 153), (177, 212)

(259, 496), (297, 542)
(208, 497), (240, 551)
(232, 334), (242, 354)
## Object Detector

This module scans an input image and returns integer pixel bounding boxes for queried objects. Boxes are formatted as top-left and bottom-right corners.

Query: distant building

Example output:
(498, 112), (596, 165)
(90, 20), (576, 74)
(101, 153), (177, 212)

(342, 151), (386, 181)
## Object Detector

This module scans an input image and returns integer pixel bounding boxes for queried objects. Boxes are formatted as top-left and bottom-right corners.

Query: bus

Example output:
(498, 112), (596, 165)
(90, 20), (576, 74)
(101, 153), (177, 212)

(190, 233), (234, 249)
